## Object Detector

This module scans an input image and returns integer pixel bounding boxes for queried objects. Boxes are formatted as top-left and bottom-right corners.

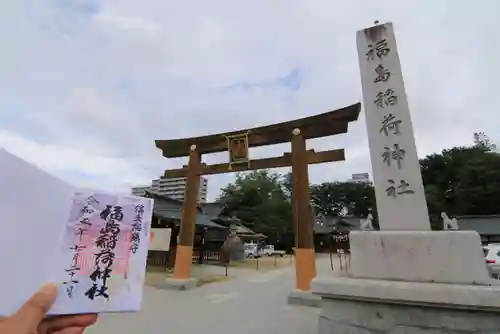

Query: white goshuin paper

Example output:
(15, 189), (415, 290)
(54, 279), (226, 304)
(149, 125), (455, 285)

(0, 149), (153, 316)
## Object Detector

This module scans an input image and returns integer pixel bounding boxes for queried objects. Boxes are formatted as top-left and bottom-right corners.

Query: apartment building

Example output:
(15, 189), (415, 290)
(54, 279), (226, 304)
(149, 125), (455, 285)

(347, 173), (371, 184)
(131, 176), (208, 203)
(131, 186), (150, 197)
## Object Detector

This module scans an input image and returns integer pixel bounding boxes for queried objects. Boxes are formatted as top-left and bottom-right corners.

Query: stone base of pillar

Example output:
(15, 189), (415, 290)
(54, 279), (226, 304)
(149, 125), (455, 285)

(348, 231), (495, 285)
(312, 231), (500, 333)
(160, 277), (199, 291)
(313, 277), (500, 333)
(287, 289), (321, 307)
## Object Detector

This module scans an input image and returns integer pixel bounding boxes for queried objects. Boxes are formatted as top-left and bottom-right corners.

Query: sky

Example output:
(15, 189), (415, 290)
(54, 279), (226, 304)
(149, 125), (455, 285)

(1, 0), (499, 201)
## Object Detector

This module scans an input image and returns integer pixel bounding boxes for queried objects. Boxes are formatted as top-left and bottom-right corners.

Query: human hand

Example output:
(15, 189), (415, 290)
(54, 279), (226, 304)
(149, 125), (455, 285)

(0, 283), (98, 334)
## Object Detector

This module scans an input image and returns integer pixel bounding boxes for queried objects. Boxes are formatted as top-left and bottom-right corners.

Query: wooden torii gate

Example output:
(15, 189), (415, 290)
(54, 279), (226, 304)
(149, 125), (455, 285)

(155, 103), (360, 292)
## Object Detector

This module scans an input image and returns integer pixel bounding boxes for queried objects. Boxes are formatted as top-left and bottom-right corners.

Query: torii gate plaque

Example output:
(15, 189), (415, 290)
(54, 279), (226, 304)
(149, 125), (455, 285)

(155, 103), (360, 292)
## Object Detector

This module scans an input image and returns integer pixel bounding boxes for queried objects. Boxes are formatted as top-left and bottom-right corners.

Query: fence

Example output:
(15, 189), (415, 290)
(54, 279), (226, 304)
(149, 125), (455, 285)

(147, 250), (171, 267)
(147, 248), (222, 270)
(330, 234), (351, 272)
(192, 250), (221, 263)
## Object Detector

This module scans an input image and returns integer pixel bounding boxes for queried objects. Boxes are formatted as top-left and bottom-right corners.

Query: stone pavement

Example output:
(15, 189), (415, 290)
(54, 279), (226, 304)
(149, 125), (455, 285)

(145, 255), (297, 287)
(87, 255), (336, 334)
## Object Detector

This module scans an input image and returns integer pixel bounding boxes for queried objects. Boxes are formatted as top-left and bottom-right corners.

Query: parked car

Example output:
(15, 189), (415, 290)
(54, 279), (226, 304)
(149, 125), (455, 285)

(484, 246), (500, 278)
(244, 243), (261, 259)
(262, 245), (285, 257)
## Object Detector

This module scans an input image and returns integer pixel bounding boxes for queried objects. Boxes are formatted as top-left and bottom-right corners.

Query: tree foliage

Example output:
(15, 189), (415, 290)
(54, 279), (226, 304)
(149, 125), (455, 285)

(310, 181), (379, 228)
(282, 171), (293, 200)
(217, 170), (293, 243)
(474, 132), (497, 151)
(421, 132), (500, 225)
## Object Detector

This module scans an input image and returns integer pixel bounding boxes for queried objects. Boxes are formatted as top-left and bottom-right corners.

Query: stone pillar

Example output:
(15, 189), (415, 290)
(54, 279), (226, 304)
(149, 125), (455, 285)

(172, 144), (201, 280)
(312, 21), (500, 332)
(291, 128), (316, 291)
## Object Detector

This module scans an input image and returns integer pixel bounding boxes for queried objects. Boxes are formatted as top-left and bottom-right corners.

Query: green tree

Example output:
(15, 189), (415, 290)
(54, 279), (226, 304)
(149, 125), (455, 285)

(217, 170), (293, 244)
(474, 132), (497, 151)
(309, 182), (345, 216)
(282, 171), (293, 200)
(453, 151), (500, 215)
(420, 132), (500, 221)
(309, 181), (378, 227)
(423, 184), (446, 230)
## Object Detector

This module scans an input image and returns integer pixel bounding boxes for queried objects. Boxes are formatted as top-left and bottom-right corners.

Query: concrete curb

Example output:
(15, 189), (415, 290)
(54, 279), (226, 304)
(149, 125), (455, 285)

(287, 289), (321, 308)
(159, 277), (200, 291)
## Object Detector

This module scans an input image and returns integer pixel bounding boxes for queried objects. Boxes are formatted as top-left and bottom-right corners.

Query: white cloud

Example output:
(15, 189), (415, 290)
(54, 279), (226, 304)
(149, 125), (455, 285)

(93, 11), (160, 36)
(0, 130), (151, 190)
(1, 0), (499, 201)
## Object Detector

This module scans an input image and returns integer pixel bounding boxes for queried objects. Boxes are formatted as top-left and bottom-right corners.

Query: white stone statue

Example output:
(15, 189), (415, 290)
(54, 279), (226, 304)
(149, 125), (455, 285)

(441, 212), (459, 230)
(360, 213), (374, 231)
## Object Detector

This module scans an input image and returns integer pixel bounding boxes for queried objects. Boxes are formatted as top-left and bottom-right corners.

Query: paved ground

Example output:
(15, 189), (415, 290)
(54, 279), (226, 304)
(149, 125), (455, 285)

(87, 255), (338, 334)
(145, 255), (297, 287)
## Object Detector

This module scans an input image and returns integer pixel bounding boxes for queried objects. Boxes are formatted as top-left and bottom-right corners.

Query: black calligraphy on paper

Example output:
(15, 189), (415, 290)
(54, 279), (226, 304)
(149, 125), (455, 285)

(379, 114), (402, 137)
(64, 246), (84, 298)
(99, 205), (112, 220)
(385, 179), (415, 198)
(373, 65), (391, 83)
(85, 205), (122, 301)
(366, 39), (391, 61)
(130, 204), (145, 254)
(381, 144), (406, 169)
(64, 195), (99, 299)
(374, 89), (397, 108)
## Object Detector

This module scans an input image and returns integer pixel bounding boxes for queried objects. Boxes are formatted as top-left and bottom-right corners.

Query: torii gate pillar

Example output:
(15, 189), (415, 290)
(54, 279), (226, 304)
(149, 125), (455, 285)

(172, 145), (201, 280)
(291, 128), (316, 291)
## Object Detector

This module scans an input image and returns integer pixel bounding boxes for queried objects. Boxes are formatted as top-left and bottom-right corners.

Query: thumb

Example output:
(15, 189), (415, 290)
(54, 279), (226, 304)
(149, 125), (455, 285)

(11, 283), (59, 332)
